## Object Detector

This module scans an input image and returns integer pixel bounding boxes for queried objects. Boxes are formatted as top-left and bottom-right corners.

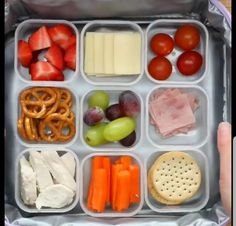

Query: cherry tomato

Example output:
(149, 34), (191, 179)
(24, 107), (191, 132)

(174, 25), (200, 50)
(150, 33), (174, 56)
(177, 51), (203, 76)
(148, 56), (172, 80)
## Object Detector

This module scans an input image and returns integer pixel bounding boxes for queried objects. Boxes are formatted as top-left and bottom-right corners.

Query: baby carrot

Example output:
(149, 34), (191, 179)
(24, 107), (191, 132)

(102, 157), (111, 204)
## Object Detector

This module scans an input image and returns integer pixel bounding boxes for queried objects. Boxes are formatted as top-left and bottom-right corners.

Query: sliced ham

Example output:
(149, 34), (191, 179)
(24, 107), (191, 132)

(149, 88), (199, 138)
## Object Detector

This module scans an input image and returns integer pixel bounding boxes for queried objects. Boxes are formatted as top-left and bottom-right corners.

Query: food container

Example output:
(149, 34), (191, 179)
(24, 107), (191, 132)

(15, 85), (79, 147)
(80, 20), (144, 86)
(80, 152), (144, 217)
(15, 147), (80, 213)
(80, 88), (143, 151)
(144, 149), (209, 213)
(5, 0), (231, 224)
(145, 19), (209, 84)
(146, 85), (209, 148)
(14, 19), (79, 84)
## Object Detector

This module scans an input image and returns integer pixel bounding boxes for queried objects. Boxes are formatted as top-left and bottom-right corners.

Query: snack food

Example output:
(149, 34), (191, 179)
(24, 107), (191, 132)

(148, 152), (201, 205)
(17, 24), (77, 81)
(149, 88), (199, 138)
(84, 90), (140, 147)
(17, 87), (76, 143)
(19, 150), (77, 210)
(87, 156), (140, 213)
(84, 32), (141, 76)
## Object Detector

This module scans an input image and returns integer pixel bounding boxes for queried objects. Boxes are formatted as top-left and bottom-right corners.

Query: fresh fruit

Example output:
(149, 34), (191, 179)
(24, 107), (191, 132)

(85, 123), (108, 146)
(28, 26), (52, 51)
(174, 25), (200, 50)
(44, 44), (64, 70)
(83, 107), (105, 126)
(88, 91), (110, 111)
(105, 104), (124, 121)
(119, 91), (140, 117)
(64, 44), (76, 70)
(103, 117), (136, 142)
(18, 40), (32, 67)
(57, 34), (76, 51)
(119, 131), (136, 147)
(177, 51), (203, 75)
(47, 24), (73, 49)
(30, 61), (64, 81)
(150, 33), (174, 56)
(148, 56), (172, 80)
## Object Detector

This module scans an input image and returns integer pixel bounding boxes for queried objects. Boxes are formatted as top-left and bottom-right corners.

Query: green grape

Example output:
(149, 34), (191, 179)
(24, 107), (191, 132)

(88, 91), (109, 111)
(103, 117), (136, 142)
(85, 123), (108, 146)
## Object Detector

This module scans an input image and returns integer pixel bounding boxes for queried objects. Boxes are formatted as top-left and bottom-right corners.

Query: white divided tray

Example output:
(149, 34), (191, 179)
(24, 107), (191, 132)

(12, 19), (213, 216)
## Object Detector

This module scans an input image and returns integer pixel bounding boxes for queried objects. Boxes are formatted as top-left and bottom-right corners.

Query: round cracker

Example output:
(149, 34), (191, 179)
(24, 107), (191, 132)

(151, 152), (201, 202)
(147, 166), (182, 205)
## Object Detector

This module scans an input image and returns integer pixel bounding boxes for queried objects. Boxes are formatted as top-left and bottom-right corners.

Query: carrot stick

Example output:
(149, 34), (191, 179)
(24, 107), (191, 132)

(91, 168), (107, 212)
(115, 170), (131, 211)
(102, 157), (111, 205)
(87, 156), (103, 209)
(129, 164), (140, 203)
(119, 156), (132, 170)
(111, 163), (123, 209)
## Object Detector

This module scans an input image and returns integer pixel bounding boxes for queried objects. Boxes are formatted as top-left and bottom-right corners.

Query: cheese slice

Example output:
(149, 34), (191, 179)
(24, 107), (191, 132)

(29, 151), (53, 192)
(114, 32), (141, 75)
(93, 32), (104, 74)
(103, 33), (114, 75)
(84, 32), (94, 74)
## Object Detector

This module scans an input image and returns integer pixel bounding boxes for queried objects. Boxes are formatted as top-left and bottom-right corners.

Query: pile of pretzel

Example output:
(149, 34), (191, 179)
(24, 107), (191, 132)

(17, 87), (76, 142)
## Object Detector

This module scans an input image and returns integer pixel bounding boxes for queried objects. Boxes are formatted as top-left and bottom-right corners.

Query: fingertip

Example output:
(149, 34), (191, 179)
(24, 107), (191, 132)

(217, 122), (231, 153)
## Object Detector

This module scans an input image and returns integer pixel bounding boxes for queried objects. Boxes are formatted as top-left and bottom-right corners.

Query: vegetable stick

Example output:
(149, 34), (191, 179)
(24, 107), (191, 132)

(129, 164), (140, 203)
(115, 170), (131, 211)
(91, 168), (107, 212)
(119, 156), (132, 170)
(111, 163), (123, 209)
(102, 157), (111, 204)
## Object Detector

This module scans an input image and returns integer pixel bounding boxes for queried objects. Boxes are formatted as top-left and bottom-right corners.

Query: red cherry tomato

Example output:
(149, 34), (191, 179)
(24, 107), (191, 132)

(150, 33), (174, 56)
(148, 56), (172, 80)
(177, 51), (203, 76)
(174, 25), (200, 50)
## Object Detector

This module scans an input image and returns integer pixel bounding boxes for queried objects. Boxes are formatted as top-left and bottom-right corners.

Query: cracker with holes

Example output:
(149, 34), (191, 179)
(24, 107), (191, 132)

(147, 165), (182, 205)
(149, 152), (201, 203)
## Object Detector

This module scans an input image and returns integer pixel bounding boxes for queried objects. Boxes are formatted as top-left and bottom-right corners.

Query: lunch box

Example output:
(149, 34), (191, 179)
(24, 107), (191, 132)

(5, 0), (231, 225)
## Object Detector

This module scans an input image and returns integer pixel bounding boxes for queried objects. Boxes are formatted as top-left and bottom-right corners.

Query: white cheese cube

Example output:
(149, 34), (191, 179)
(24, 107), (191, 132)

(84, 32), (95, 74)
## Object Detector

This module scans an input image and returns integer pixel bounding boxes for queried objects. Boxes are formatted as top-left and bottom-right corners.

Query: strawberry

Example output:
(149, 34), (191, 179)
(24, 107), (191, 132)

(18, 40), (32, 67)
(30, 61), (64, 81)
(56, 34), (76, 51)
(28, 26), (52, 51)
(44, 44), (64, 71)
(64, 44), (76, 71)
(47, 24), (73, 49)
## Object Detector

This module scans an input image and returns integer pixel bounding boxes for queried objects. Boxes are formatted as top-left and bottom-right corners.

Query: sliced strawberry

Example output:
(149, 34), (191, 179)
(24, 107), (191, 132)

(47, 24), (73, 49)
(28, 26), (52, 51)
(56, 35), (76, 51)
(30, 61), (64, 81)
(18, 40), (32, 67)
(64, 44), (76, 71)
(44, 44), (64, 71)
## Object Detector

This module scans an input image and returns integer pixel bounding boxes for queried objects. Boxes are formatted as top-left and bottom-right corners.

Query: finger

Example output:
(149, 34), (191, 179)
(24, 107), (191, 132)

(217, 122), (231, 216)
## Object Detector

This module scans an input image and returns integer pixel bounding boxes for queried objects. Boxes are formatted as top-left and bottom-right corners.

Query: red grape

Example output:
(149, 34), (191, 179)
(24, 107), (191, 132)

(84, 107), (104, 126)
(119, 131), (136, 147)
(105, 104), (124, 121)
(119, 91), (140, 117)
